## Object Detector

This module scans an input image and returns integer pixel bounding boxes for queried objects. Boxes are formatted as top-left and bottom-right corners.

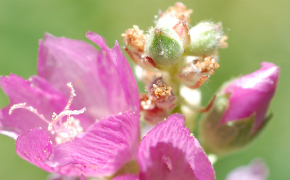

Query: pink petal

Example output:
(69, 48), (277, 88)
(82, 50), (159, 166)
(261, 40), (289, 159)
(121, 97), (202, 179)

(221, 62), (279, 131)
(37, 33), (139, 124)
(86, 31), (139, 115)
(110, 40), (140, 115)
(0, 74), (67, 139)
(15, 127), (54, 172)
(80, 174), (87, 180)
(48, 111), (139, 176)
(112, 174), (139, 180)
(16, 128), (87, 175)
(137, 114), (215, 180)
(226, 159), (269, 180)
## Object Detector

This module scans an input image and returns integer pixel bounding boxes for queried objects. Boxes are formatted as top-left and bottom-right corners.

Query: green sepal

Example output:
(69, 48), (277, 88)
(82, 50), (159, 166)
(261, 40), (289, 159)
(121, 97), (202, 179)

(185, 22), (223, 56)
(198, 94), (270, 156)
(145, 27), (184, 70)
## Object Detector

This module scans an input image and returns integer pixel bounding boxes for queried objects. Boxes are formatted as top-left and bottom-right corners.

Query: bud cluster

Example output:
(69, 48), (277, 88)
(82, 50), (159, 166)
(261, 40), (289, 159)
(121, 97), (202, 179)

(122, 2), (226, 78)
(122, 2), (228, 123)
(122, 2), (279, 159)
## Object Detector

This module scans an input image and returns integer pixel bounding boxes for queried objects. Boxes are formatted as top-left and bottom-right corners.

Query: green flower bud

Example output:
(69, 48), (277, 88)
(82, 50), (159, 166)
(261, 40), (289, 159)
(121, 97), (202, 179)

(145, 23), (184, 70)
(185, 21), (223, 56)
(199, 94), (259, 155)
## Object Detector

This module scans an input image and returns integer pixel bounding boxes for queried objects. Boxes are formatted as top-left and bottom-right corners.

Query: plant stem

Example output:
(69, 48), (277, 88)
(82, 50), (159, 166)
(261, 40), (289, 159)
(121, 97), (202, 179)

(169, 63), (182, 114)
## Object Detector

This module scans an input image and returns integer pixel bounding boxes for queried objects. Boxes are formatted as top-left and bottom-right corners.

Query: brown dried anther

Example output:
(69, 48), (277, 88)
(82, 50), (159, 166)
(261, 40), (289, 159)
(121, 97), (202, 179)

(195, 56), (220, 75)
(121, 26), (154, 69)
(161, 2), (193, 23)
(122, 25), (145, 52)
(140, 77), (176, 124)
(148, 77), (176, 109)
(178, 56), (220, 89)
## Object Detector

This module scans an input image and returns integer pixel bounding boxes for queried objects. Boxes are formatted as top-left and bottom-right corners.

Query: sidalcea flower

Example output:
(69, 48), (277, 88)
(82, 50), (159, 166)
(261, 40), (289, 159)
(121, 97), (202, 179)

(70, 114), (215, 180)
(226, 159), (269, 180)
(111, 114), (215, 180)
(0, 31), (214, 179)
(199, 62), (279, 155)
(0, 32), (140, 176)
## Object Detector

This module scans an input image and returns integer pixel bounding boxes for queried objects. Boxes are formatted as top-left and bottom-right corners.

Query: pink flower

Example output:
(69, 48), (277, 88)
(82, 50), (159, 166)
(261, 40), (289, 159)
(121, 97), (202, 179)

(220, 62), (279, 133)
(0, 32), (214, 179)
(115, 114), (215, 180)
(226, 159), (269, 180)
(0, 32), (140, 176)
(84, 114), (215, 180)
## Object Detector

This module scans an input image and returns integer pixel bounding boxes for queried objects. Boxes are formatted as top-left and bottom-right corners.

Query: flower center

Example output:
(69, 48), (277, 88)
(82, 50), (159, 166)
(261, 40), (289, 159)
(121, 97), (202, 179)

(9, 82), (86, 144)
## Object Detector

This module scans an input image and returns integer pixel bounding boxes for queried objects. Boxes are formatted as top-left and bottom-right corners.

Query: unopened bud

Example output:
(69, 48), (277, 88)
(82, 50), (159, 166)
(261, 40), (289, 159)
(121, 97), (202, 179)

(185, 21), (225, 56)
(145, 23), (184, 70)
(199, 62), (279, 155)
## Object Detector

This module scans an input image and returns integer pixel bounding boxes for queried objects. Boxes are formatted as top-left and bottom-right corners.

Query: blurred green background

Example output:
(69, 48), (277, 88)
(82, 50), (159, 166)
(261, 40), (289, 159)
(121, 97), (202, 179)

(0, 0), (289, 179)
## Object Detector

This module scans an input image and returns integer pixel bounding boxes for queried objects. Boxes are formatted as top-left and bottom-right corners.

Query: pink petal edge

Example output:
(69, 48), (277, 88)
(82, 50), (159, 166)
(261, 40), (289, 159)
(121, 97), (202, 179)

(48, 111), (139, 176)
(137, 113), (215, 180)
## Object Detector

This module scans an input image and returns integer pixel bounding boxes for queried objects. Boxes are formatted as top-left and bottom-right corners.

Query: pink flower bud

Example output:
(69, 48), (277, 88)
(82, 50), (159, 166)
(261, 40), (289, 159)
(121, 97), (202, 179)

(221, 62), (279, 133)
(199, 62), (279, 155)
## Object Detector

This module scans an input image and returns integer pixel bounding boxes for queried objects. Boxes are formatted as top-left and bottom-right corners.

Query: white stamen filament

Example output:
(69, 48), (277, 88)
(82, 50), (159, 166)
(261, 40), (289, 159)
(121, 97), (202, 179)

(9, 82), (86, 144)
(9, 103), (51, 124)
(64, 82), (76, 110)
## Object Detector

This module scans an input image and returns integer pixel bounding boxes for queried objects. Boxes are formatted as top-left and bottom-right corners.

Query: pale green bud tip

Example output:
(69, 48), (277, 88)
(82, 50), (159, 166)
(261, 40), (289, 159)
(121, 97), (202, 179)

(156, 15), (180, 29)
(185, 21), (224, 56)
(145, 27), (184, 70)
(199, 94), (264, 155)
